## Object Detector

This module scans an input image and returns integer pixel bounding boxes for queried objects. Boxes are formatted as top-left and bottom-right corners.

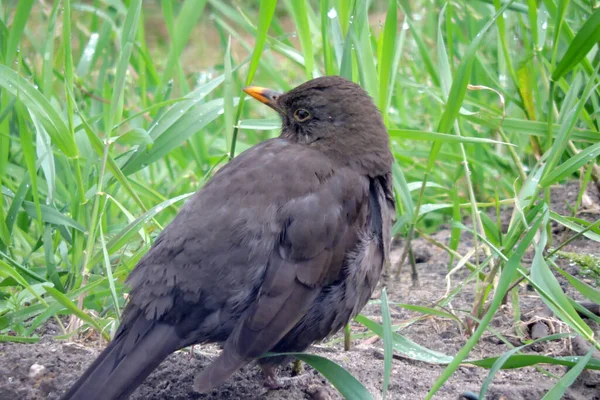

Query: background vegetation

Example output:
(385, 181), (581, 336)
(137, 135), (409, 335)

(0, 0), (599, 398)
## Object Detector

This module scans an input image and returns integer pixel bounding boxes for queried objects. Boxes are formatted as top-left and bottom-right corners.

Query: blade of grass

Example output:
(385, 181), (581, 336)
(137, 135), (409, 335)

(230, 0), (278, 158)
(541, 349), (594, 399)
(288, 0), (314, 79)
(5, 0), (34, 65)
(426, 213), (543, 399)
(381, 288), (393, 399)
(263, 352), (374, 400)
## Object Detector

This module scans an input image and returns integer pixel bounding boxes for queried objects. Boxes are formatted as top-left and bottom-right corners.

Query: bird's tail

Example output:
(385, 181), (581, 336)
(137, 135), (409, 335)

(62, 311), (180, 400)
(193, 340), (248, 393)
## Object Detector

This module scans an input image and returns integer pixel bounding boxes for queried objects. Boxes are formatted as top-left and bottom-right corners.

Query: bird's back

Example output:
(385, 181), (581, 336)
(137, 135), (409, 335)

(123, 137), (351, 344)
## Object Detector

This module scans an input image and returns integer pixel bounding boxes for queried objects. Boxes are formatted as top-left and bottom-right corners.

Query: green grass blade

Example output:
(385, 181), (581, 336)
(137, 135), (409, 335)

(541, 349), (594, 399)
(18, 108), (41, 222)
(531, 211), (594, 340)
(288, 0), (314, 79)
(156, 0), (208, 96)
(552, 263), (600, 305)
(541, 142), (600, 186)
(22, 202), (86, 232)
(0, 66), (75, 156)
(98, 223), (121, 319)
(0, 260), (48, 306)
(479, 333), (574, 399)
(355, 314), (454, 364)
(320, 0), (335, 75)
(426, 213), (543, 399)
(398, 2), (440, 87)
(5, 0), (33, 64)
(223, 36), (234, 152)
(381, 288), (393, 399)
(467, 354), (600, 370)
(263, 352), (374, 400)
(437, 0), (514, 134)
(230, 0), (278, 158)
(542, 71), (600, 181)
(389, 128), (514, 145)
(0, 335), (40, 343)
(378, 0), (397, 123)
(352, 0), (378, 100)
(87, 192), (193, 268)
(108, 0), (142, 134)
(436, 3), (451, 100)
(42, 285), (109, 340)
(31, 112), (56, 204)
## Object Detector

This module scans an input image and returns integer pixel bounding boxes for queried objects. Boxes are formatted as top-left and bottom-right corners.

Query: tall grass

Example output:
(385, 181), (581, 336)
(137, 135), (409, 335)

(0, 0), (599, 397)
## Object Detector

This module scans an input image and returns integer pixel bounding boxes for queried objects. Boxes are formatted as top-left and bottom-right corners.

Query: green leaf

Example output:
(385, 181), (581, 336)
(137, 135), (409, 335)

(531, 211), (593, 340)
(108, 0), (142, 133)
(355, 314), (454, 364)
(288, 0), (314, 79)
(381, 289), (393, 399)
(43, 285), (109, 341)
(223, 36), (234, 152)
(0, 335), (39, 343)
(352, 0), (378, 100)
(389, 129), (514, 146)
(18, 108), (41, 222)
(549, 212), (600, 242)
(552, 7), (600, 81)
(378, 0), (397, 122)
(237, 119), (281, 130)
(122, 75), (227, 175)
(467, 354), (600, 370)
(245, 0), (277, 86)
(87, 192), (193, 267)
(541, 142), (600, 186)
(0, 66), (75, 156)
(115, 128), (154, 146)
(437, 0), (514, 134)
(5, 0), (34, 65)
(0, 260), (48, 306)
(542, 349), (595, 399)
(426, 212), (543, 399)
(553, 264), (600, 307)
(479, 333), (573, 398)
(156, 0), (208, 96)
(394, 303), (460, 322)
(262, 352), (374, 400)
(20, 202), (85, 232)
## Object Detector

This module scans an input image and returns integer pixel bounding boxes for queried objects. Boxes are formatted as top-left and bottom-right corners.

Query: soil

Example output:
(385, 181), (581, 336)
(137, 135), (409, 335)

(1, 181), (599, 400)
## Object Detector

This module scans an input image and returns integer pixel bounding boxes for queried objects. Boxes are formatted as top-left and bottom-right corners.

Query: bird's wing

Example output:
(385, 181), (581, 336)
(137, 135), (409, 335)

(193, 167), (370, 391)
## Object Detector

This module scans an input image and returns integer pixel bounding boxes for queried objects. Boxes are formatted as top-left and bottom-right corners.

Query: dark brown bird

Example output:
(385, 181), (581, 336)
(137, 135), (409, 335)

(62, 76), (395, 400)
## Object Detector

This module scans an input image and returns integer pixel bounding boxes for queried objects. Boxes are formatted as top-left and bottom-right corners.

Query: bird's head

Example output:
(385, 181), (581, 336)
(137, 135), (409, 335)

(244, 76), (392, 176)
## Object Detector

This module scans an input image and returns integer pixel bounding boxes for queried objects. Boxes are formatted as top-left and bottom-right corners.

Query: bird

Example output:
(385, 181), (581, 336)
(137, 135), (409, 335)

(62, 75), (395, 400)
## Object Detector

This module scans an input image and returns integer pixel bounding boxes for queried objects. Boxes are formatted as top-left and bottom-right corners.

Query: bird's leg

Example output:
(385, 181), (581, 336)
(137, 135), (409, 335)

(261, 363), (312, 390)
(261, 364), (284, 389)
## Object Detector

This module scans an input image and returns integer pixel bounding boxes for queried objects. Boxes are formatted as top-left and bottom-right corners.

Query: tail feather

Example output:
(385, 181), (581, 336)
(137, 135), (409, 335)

(62, 313), (181, 400)
(193, 342), (247, 393)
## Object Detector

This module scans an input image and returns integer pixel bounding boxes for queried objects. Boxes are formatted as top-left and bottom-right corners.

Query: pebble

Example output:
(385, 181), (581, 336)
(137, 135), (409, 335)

(29, 363), (46, 379)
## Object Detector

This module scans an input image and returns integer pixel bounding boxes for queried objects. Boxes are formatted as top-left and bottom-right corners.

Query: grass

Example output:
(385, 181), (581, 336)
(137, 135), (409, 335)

(1, 0), (599, 398)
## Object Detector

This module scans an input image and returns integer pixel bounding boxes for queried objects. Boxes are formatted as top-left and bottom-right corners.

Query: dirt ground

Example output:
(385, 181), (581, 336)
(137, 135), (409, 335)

(1, 181), (599, 400)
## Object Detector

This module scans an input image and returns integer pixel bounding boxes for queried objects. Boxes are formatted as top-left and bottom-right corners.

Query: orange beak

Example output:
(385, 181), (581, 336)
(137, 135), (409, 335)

(243, 86), (283, 112)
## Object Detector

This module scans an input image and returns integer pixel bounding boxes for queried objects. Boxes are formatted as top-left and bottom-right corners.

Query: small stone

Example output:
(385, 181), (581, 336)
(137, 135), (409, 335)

(530, 321), (549, 340)
(29, 363), (46, 379)
(308, 385), (333, 400)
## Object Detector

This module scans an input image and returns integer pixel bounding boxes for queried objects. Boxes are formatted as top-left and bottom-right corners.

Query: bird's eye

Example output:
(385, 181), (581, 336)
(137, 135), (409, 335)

(293, 108), (311, 122)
